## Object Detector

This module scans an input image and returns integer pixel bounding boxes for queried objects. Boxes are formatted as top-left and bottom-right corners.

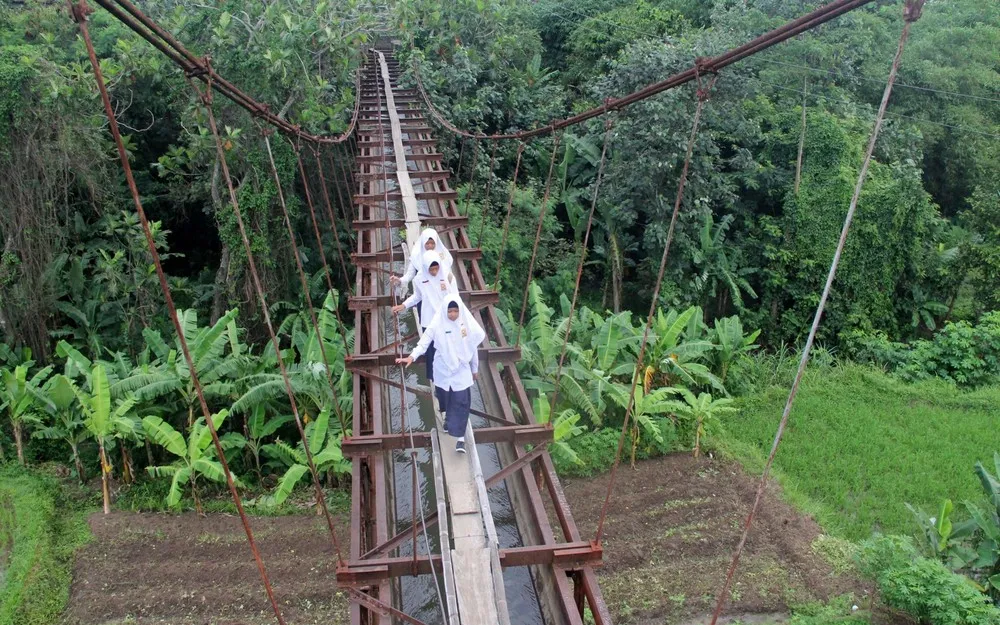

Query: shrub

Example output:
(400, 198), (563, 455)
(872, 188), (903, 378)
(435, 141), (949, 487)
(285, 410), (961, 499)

(857, 535), (1000, 625)
(557, 428), (621, 477)
(847, 313), (1000, 387)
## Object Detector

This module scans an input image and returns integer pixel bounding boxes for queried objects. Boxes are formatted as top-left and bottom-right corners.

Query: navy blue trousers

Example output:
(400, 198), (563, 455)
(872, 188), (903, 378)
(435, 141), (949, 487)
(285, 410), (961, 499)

(435, 386), (472, 438)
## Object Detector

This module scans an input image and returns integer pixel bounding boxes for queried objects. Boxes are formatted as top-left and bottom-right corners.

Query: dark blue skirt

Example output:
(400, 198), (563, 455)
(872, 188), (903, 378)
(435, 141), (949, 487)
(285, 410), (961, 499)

(435, 386), (472, 438)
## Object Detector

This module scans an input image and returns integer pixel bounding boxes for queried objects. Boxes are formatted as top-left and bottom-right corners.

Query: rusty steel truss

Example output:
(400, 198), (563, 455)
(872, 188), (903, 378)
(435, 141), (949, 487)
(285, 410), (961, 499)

(342, 48), (610, 625)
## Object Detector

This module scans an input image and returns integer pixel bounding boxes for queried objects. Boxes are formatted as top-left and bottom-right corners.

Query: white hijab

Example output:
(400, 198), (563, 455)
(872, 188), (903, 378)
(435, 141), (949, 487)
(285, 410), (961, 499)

(409, 228), (453, 278)
(430, 293), (486, 372)
(418, 250), (456, 322)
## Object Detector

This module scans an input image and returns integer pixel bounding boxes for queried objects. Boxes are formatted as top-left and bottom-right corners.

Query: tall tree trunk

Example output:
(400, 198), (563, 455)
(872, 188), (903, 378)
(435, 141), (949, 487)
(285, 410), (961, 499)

(794, 77), (808, 195)
(210, 157), (230, 325)
(99, 442), (111, 515)
(211, 245), (231, 325)
(72, 442), (86, 484)
(0, 234), (13, 343)
(13, 422), (24, 465)
(120, 444), (133, 484)
(144, 439), (154, 469)
(190, 472), (203, 515)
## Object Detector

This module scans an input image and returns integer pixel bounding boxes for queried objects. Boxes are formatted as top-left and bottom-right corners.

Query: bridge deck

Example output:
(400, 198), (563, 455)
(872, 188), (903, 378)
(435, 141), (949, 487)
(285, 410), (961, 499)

(343, 46), (609, 625)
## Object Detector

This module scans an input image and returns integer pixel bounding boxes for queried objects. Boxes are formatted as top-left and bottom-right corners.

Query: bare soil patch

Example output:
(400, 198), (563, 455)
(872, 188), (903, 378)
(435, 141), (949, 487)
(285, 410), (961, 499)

(64, 511), (347, 625)
(64, 454), (891, 625)
(560, 453), (877, 624)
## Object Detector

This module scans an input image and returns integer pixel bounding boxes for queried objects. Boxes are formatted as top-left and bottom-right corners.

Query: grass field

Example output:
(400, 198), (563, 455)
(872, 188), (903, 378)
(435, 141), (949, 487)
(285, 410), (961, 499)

(724, 363), (1000, 541)
(0, 467), (90, 625)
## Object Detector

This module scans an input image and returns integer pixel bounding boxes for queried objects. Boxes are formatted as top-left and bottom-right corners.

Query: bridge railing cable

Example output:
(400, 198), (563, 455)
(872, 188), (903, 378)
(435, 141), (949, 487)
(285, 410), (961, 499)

(707, 2), (925, 622)
(69, 2), (289, 622)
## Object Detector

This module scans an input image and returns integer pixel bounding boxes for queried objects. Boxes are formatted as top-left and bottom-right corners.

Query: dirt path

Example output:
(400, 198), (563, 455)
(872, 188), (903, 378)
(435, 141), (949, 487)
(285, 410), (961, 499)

(65, 454), (877, 625)
(561, 453), (872, 624)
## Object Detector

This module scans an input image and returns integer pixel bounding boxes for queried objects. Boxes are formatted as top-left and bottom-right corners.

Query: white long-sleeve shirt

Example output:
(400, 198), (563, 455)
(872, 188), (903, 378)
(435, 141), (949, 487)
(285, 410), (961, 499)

(410, 319), (479, 392)
(402, 271), (458, 327)
(398, 243), (419, 287)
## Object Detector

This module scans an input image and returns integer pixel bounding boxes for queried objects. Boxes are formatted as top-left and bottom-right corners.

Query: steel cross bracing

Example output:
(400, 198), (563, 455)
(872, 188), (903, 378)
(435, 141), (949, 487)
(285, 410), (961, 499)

(341, 47), (610, 625)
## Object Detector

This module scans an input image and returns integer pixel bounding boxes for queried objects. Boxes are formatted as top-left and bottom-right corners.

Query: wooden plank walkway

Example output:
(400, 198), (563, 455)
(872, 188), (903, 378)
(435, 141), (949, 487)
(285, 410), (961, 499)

(375, 51), (506, 625)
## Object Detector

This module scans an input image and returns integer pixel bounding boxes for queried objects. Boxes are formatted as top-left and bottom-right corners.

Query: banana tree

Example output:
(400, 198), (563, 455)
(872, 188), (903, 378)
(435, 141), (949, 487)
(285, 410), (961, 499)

(534, 392), (586, 468)
(965, 453), (1000, 599)
(0, 363), (53, 465)
(110, 308), (245, 428)
(34, 374), (90, 482)
(71, 364), (138, 514)
(608, 382), (678, 467)
(242, 403), (293, 482)
(261, 408), (349, 508)
(709, 315), (761, 383)
(690, 213), (757, 317)
(233, 292), (352, 422)
(661, 389), (736, 457)
(142, 410), (245, 513)
(641, 306), (723, 394)
(907, 499), (977, 570)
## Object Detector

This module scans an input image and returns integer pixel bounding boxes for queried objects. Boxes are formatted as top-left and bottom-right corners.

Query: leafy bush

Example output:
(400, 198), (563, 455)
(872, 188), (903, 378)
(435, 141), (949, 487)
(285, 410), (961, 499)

(847, 312), (1000, 387)
(556, 428), (621, 477)
(857, 535), (1000, 625)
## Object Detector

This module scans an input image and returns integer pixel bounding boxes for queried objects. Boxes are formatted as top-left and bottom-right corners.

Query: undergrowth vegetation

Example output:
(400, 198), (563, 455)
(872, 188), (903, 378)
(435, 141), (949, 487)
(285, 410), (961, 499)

(0, 466), (90, 625)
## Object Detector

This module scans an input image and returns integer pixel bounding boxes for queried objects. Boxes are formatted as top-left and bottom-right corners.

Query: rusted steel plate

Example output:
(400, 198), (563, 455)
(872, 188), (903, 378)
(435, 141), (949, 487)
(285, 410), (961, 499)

(346, 345), (519, 370)
(342, 423), (552, 456)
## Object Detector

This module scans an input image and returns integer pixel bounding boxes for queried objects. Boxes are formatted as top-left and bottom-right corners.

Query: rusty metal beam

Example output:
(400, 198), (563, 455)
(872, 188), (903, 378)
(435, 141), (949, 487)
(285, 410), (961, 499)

(351, 214), (466, 230)
(348, 289), (497, 311)
(343, 423), (552, 456)
(353, 190), (458, 204)
(352, 246), (482, 264)
(337, 541), (603, 585)
(346, 345), (520, 369)
(346, 588), (429, 625)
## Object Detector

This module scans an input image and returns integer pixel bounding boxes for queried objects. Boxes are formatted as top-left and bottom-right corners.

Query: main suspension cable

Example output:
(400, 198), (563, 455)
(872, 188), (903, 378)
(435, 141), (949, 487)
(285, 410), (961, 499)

(410, 0), (874, 142)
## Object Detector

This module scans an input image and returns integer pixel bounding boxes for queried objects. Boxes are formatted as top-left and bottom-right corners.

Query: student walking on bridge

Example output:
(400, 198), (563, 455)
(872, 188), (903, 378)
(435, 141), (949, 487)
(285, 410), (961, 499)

(397, 294), (485, 454)
(391, 249), (457, 381)
(389, 227), (454, 288)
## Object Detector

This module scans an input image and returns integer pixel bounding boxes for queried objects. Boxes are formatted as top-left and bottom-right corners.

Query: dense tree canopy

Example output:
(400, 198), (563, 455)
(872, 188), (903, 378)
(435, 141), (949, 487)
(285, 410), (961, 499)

(0, 0), (997, 356)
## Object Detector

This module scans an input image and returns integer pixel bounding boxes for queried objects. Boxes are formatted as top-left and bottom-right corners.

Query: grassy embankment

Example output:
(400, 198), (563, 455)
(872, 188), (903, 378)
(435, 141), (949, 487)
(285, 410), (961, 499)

(0, 467), (90, 625)
(725, 363), (1000, 540)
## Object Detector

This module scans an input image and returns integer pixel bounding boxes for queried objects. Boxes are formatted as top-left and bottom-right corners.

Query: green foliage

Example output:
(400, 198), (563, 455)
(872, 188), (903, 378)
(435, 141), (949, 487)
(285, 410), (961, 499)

(259, 407), (349, 507)
(0, 362), (52, 464)
(847, 312), (1000, 387)
(561, 0), (688, 84)
(143, 410), (242, 510)
(856, 535), (1000, 625)
(534, 392), (586, 468)
(0, 466), (90, 625)
(728, 364), (1000, 540)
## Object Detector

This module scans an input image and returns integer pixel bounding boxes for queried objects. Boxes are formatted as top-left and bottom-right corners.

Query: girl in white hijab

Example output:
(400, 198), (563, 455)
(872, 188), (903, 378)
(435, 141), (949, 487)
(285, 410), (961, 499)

(391, 250), (458, 381)
(390, 228), (454, 288)
(397, 293), (486, 453)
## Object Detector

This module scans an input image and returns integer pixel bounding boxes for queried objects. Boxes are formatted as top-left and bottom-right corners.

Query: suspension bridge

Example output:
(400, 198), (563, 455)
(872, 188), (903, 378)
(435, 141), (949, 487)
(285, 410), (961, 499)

(67, 0), (926, 623)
